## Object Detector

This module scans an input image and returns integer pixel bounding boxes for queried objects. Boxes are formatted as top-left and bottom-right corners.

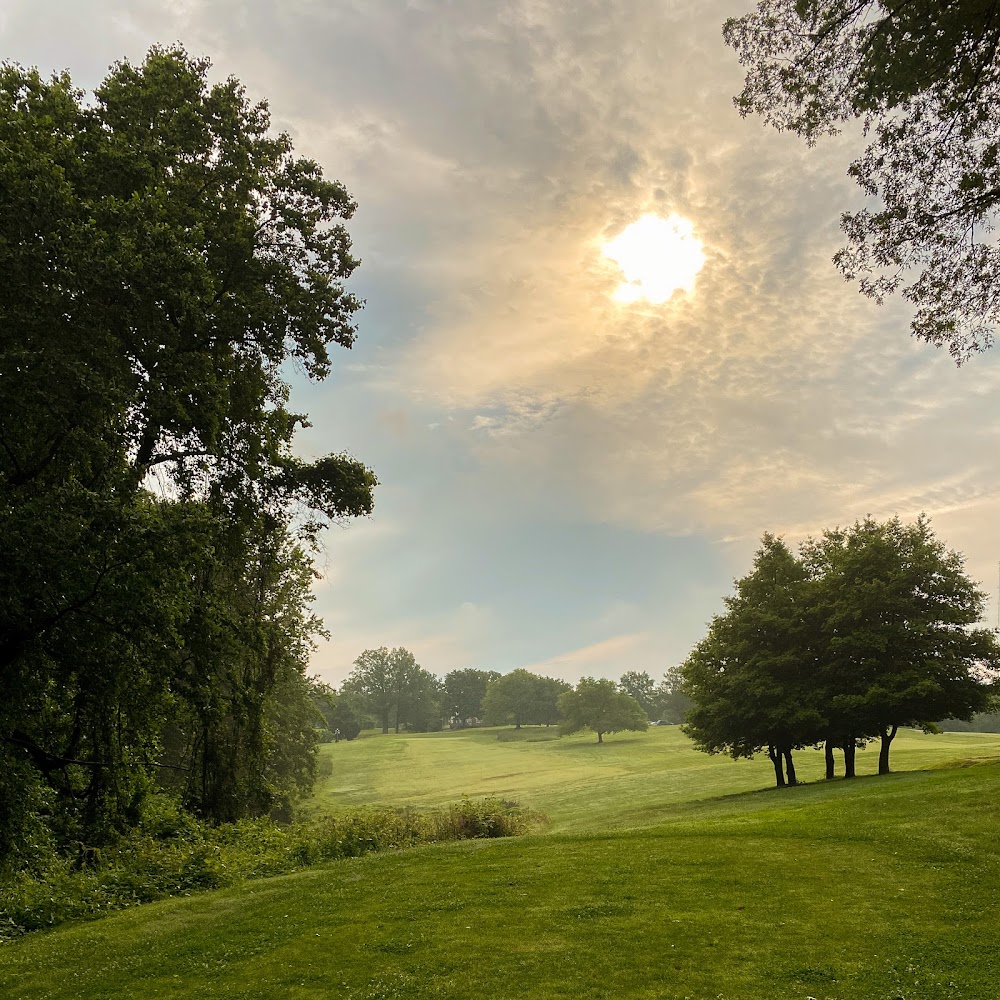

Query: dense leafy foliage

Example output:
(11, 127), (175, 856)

(0, 795), (534, 940)
(482, 670), (571, 730)
(311, 681), (366, 742)
(344, 647), (443, 734)
(442, 668), (502, 727)
(618, 669), (694, 722)
(725, 1), (1000, 358)
(0, 47), (375, 867)
(617, 671), (658, 718)
(558, 678), (648, 744)
(683, 535), (821, 786)
(682, 517), (998, 785)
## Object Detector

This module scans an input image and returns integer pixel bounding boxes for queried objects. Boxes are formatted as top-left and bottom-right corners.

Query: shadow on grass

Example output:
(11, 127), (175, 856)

(622, 758), (1000, 833)
(550, 735), (650, 752)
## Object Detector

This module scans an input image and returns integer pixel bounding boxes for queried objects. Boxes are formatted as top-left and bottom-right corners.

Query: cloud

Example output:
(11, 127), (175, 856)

(9, 0), (1000, 683)
(519, 632), (653, 682)
(311, 598), (502, 686)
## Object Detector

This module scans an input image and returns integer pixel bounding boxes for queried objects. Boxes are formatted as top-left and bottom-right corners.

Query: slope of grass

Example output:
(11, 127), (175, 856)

(4, 753), (1000, 998)
(0, 797), (534, 940)
(307, 724), (1000, 832)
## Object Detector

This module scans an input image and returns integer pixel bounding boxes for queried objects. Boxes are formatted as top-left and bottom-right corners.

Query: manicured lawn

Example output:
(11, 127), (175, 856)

(3, 727), (1000, 999)
(308, 724), (1000, 831)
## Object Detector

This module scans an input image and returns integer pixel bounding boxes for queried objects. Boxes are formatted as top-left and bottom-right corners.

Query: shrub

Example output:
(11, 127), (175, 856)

(0, 797), (537, 940)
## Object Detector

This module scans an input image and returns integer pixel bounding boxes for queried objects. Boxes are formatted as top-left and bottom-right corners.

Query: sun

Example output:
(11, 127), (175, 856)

(602, 212), (706, 304)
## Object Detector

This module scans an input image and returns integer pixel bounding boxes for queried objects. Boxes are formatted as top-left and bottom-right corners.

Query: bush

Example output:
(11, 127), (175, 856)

(0, 796), (536, 940)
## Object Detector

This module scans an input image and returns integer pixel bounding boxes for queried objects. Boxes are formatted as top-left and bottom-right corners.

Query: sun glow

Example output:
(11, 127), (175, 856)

(602, 212), (706, 304)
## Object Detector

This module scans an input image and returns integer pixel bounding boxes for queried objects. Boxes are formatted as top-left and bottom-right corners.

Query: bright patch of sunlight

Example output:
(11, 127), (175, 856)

(602, 213), (705, 305)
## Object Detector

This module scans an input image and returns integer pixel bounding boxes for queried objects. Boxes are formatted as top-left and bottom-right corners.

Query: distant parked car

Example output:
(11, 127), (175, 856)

(651, 720), (675, 726)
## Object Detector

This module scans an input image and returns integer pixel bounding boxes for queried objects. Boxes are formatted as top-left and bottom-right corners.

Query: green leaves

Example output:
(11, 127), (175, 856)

(482, 670), (571, 729)
(726, 1), (1000, 358)
(682, 517), (998, 781)
(443, 669), (502, 727)
(0, 47), (374, 857)
(345, 648), (443, 734)
(2, 45), (372, 507)
(558, 678), (648, 743)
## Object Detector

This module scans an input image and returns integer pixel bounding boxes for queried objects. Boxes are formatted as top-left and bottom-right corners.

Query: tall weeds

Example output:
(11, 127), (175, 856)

(0, 797), (536, 940)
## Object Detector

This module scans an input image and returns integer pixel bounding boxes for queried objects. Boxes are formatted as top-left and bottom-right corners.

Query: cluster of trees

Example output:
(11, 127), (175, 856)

(338, 658), (658, 742)
(342, 648), (444, 734)
(1, 48), (376, 868)
(443, 668), (502, 727)
(617, 669), (692, 724)
(480, 668), (685, 732)
(339, 659), (565, 733)
(482, 669), (570, 729)
(681, 517), (999, 787)
(309, 681), (367, 743)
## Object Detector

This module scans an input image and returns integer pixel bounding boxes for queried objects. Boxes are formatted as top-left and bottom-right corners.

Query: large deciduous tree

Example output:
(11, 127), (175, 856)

(344, 648), (397, 735)
(482, 670), (541, 730)
(682, 519), (998, 787)
(618, 671), (658, 719)
(681, 535), (822, 787)
(558, 678), (648, 744)
(344, 647), (441, 734)
(535, 675), (573, 726)
(802, 515), (997, 774)
(0, 47), (375, 860)
(443, 669), (501, 727)
(395, 662), (444, 733)
(652, 668), (694, 725)
(725, 1), (1000, 359)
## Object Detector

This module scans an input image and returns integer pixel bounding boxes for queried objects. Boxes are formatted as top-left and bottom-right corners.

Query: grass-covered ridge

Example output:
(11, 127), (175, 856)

(308, 724), (1000, 831)
(3, 727), (1000, 999)
(0, 797), (532, 941)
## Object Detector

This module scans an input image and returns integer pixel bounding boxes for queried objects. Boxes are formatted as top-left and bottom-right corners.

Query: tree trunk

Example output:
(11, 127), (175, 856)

(824, 740), (835, 780)
(782, 748), (797, 786)
(843, 741), (856, 779)
(381, 710), (389, 735)
(767, 744), (785, 788)
(878, 724), (897, 775)
(597, 731), (604, 744)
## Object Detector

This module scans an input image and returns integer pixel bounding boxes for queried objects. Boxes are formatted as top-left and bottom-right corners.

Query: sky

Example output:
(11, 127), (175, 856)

(7, 0), (1000, 687)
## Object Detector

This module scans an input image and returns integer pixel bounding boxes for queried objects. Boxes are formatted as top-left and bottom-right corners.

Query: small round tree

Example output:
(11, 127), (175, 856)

(558, 678), (648, 744)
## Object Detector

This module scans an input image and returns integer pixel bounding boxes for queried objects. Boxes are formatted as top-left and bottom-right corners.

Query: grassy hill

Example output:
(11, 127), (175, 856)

(307, 724), (1000, 832)
(3, 727), (1000, 999)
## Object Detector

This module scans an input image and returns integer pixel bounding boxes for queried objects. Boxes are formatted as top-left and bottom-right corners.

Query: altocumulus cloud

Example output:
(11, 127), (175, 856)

(7, 0), (1000, 682)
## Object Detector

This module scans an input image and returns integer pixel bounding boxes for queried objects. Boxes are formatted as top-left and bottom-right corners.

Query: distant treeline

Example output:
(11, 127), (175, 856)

(324, 655), (691, 738)
(938, 714), (1000, 734)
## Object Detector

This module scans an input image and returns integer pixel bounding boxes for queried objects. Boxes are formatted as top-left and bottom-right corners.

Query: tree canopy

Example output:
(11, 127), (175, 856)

(0, 47), (375, 865)
(682, 534), (822, 786)
(618, 671), (658, 719)
(558, 678), (648, 744)
(482, 670), (571, 730)
(803, 515), (997, 774)
(725, 1), (1000, 359)
(482, 670), (544, 730)
(682, 518), (998, 786)
(344, 648), (442, 734)
(443, 669), (501, 727)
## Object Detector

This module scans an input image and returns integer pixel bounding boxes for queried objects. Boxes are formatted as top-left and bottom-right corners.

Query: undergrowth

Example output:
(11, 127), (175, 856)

(0, 796), (536, 941)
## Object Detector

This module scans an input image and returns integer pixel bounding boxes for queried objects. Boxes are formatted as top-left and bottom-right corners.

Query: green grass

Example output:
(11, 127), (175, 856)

(307, 724), (1000, 832)
(3, 727), (1000, 999)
